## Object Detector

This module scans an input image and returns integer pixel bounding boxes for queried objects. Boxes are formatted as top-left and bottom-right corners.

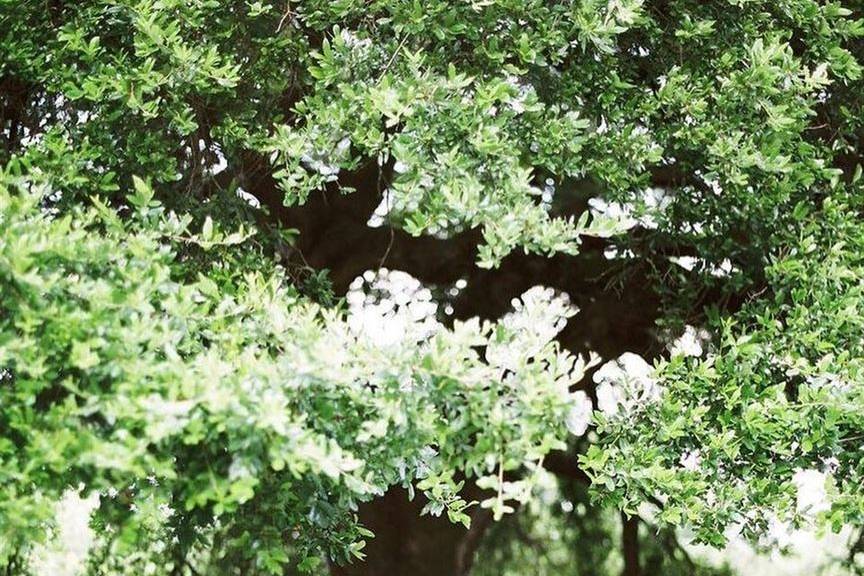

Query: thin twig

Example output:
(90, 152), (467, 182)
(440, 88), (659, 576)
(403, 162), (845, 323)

(275, 2), (293, 32)
(379, 224), (395, 270)
(377, 34), (410, 82)
(377, 166), (394, 269)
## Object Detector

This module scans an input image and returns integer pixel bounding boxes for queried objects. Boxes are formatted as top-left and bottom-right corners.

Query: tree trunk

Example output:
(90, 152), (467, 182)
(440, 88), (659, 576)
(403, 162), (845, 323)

(330, 487), (492, 576)
(621, 514), (640, 576)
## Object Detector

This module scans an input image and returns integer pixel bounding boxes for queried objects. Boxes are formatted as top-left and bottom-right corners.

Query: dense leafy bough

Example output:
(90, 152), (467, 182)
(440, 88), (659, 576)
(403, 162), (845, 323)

(586, 189), (864, 545)
(0, 173), (599, 571)
(2, 0), (864, 574)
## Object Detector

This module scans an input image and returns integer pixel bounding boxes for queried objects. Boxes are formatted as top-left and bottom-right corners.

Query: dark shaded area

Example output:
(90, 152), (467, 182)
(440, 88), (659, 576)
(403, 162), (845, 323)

(245, 159), (663, 361)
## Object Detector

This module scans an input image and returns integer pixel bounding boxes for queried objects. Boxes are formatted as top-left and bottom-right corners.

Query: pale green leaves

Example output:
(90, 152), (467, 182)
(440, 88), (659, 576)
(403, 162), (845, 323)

(268, 52), (613, 267)
(588, 189), (864, 544)
(0, 175), (593, 568)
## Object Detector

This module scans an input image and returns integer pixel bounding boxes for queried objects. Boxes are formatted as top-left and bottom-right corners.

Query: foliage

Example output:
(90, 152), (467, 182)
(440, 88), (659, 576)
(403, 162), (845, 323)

(2, 0), (864, 573)
(0, 172), (591, 571)
(586, 186), (864, 546)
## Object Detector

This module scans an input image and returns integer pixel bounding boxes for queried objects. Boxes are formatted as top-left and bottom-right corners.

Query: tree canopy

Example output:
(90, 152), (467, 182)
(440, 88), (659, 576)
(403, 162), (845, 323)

(1, 0), (864, 574)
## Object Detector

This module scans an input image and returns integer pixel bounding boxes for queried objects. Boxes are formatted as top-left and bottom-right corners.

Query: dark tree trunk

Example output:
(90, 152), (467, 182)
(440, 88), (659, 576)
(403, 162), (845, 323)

(621, 514), (641, 576)
(330, 486), (492, 576)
